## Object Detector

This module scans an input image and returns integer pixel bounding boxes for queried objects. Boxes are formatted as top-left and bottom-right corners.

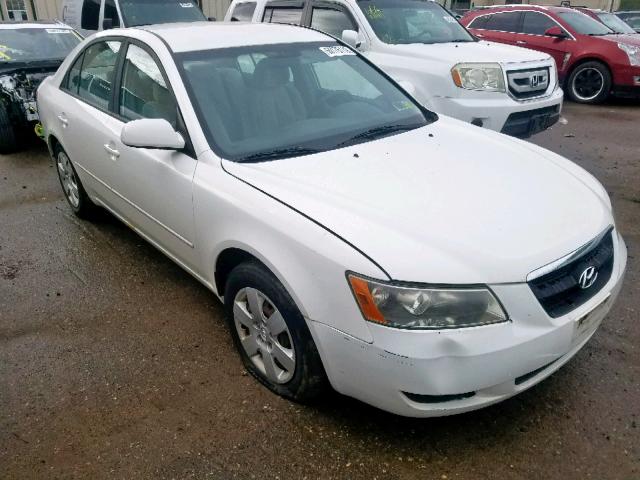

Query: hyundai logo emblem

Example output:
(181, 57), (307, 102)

(578, 266), (598, 290)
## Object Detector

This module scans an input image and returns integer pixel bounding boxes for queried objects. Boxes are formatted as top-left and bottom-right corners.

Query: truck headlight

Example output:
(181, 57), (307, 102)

(348, 274), (508, 329)
(451, 63), (505, 92)
(618, 43), (640, 66)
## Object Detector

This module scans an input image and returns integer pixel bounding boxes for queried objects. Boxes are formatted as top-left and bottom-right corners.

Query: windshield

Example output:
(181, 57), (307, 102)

(119, 0), (206, 27)
(177, 42), (431, 162)
(596, 12), (636, 33)
(615, 12), (640, 30)
(357, 0), (474, 44)
(0, 28), (81, 64)
(557, 11), (614, 35)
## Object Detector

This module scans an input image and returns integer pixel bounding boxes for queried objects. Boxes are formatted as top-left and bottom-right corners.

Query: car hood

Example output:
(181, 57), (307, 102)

(381, 40), (551, 66)
(222, 118), (612, 284)
(600, 33), (640, 46)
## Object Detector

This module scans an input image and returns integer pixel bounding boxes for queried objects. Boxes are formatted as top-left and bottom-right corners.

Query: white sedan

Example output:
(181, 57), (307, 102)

(37, 22), (626, 417)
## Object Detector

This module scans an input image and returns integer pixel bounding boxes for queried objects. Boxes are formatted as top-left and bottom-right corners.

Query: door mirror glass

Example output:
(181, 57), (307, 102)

(341, 29), (359, 48)
(544, 26), (567, 38)
(121, 119), (185, 150)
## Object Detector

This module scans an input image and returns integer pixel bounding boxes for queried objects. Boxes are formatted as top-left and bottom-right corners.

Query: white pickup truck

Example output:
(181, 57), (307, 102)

(224, 0), (564, 137)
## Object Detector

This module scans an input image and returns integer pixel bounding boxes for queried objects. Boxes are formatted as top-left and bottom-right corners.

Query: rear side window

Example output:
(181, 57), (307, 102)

(485, 11), (521, 32)
(263, 6), (304, 24)
(119, 44), (177, 126)
(230, 2), (257, 21)
(77, 40), (122, 110)
(81, 0), (100, 30)
(468, 15), (489, 29)
(104, 0), (121, 27)
(310, 7), (357, 37)
(521, 11), (557, 35)
(65, 54), (84, 94)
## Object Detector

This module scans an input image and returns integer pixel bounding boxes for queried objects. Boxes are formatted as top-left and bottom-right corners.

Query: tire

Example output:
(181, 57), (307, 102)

(224, 261), (328, 402)
(566, 61), (611, 104)
(0, 103), (17, 154)
(53, 144), (97, 219)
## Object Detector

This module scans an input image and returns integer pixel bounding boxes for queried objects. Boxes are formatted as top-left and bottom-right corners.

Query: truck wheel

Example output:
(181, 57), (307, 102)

(0, 104), (17, 154)
(224, 261), (328, 403)
(567, 61), (611, 104)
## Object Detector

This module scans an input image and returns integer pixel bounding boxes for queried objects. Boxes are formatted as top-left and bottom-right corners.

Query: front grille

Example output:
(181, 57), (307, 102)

(528, 229), (614, 318)
(507, 67), (550, 99)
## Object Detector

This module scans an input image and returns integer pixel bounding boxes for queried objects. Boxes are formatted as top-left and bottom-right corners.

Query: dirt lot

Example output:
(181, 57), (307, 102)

(1, 101), (639, 480)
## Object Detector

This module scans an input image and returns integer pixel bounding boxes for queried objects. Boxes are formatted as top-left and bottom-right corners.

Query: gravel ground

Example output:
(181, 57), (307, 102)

(1, 100), (638, 479)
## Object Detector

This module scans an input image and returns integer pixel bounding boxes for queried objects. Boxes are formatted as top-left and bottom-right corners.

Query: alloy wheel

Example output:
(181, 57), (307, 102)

(56, 151), (80, 208)
(233, 287), (296, 384)
(571, 67), (605, 102)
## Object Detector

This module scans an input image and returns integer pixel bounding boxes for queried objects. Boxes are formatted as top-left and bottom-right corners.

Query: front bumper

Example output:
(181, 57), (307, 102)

(430, 87), (564, 135)
(309, 232), (627, 417)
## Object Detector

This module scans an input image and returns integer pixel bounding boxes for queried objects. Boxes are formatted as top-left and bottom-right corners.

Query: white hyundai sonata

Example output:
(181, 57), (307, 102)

(37, 22), (626, 417)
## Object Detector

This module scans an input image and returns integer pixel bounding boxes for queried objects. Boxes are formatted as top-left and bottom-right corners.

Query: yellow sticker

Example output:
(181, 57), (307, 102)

(367, 5), (384, 19)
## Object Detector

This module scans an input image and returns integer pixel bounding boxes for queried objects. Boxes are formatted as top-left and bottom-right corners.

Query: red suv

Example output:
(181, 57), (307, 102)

(461, 6), (640, 103)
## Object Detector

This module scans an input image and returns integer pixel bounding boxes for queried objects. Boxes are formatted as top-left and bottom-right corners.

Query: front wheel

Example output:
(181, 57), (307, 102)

(0, 103), (17, 154)
(567, 61), (611, 104)
(224, 261), (328, 402)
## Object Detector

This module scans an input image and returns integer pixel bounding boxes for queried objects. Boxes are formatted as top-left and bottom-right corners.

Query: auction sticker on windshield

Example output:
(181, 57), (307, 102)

(319, 46), (356, 57)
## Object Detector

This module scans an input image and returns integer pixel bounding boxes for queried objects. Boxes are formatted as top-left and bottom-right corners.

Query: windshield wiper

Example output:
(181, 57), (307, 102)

(336, 124), (417, 148)
(238, 146), (320, 163)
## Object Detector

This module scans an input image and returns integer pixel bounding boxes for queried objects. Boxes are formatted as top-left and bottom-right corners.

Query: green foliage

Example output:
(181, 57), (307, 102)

(619, 0), (640, 10)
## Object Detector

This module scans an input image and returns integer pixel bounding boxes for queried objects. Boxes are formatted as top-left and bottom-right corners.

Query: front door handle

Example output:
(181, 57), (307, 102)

(57, 114), (68, 127)
(104, 144), (120, 160)
(516, 40), (527, 45)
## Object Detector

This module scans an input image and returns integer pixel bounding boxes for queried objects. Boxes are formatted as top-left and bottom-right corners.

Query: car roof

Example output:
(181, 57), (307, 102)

(0, 21), (74, 30)
(134, 22), (333, 53)
(471, 5), (574, 14)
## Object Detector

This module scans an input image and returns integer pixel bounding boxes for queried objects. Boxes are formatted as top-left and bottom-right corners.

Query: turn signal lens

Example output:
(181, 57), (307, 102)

(348, 275), (386, 324)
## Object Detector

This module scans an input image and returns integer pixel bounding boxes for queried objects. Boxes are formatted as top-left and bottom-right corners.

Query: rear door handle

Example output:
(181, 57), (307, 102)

(104, 144), (120, 160)
(516, 40), (527, 45)
(57, 114), (68, 127)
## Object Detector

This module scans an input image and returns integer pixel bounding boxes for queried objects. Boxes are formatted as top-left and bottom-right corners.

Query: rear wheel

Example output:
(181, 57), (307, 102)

(54, 144), (97, 219)
(567, 61), (611, 104)
(224, 261), (328, 402)
(0, 103), (17, 154)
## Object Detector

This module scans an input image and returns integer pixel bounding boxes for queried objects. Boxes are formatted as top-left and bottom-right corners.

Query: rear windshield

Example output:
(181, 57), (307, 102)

(119, 0), (206, 27)
(597, 12), (636, 33)
(0, 28), (82, 64)
(357, 0), (474, 44)
(177, 42), (431, 162)
(557, 11), (613, 35)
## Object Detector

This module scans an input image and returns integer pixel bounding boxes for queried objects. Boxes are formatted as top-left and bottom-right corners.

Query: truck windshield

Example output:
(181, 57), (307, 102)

(177, 42), (432, 162)
(596, 12), (636, 34)
(119, 0), (207, 27)
(0, 28), (82, 64)
(557, 11), (613, 35)
(357, 0), (474, 45)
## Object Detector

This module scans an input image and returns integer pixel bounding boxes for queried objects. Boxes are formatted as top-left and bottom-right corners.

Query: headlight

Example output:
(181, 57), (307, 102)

(451, 63), (505, 92)
(347, 274), (508, 329)
(618, 43), (640, 66)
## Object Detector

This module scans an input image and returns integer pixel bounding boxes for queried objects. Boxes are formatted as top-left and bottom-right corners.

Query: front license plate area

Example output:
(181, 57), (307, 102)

(572, 294), (611, 345)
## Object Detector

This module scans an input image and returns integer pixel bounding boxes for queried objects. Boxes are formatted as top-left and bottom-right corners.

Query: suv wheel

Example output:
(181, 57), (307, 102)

(567, 61), (611, 104)
(224, 261), (327, 402)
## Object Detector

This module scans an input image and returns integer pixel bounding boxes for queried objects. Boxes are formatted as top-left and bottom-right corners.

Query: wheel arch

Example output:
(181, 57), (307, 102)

(564, 57), (612, 87)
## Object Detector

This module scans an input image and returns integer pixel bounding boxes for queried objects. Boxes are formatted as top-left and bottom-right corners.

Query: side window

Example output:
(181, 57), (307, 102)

(313, 58), (381, 99)
(522, 12), (557, 35)
(65, 53), (84, 95)
(262, 6), (304, 24)
(230, 2), (257, 21)
(485, 11), (520, 32)
(310, 7), (357, 37)
(469, 15), (489, 29)
(81, 0), (100, 30)
(119, 44), (177, 126)
(77, 40), (121, 110)
(104, 0), (121, 28)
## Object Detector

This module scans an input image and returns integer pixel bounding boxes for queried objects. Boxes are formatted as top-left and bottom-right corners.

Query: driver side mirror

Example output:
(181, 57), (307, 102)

(544, 26), (568, 39)
(341, 29), (361, 49)
(121, 119), (185, 150)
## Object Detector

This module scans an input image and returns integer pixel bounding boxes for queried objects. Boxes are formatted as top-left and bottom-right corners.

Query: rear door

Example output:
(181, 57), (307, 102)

(514, 11), (569, 69)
